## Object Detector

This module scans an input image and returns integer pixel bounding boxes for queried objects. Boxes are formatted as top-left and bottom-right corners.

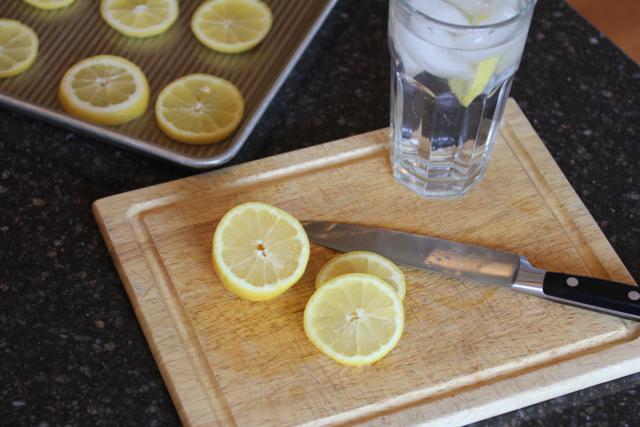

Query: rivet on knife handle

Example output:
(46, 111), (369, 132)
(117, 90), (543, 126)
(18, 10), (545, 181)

(542, 272), (640, 321)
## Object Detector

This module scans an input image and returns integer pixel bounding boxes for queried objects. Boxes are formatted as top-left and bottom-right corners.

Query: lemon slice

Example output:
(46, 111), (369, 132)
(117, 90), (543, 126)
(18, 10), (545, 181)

(316, 251), (406, 301)
(191, 0), (272, 54)
(449, 56), (499, 107)
(101, 0), (179, 38)
(155, 73), (244, 144)
(212, 202), (310, 301)
(304, 273), (404, 366)
(0, 20), (39, 79)
(58, 55), (149, 126)
(22, 0), (75, 10)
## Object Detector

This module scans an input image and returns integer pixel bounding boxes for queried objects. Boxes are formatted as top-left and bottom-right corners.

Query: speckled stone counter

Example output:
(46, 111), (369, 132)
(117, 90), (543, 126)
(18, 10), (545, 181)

(1, 0), (639, 425)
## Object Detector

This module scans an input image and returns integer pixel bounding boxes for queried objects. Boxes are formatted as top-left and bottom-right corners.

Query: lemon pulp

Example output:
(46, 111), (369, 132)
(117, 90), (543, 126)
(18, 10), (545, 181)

(191, 0), (272, 54)
(58, 55), (149, 125)
(0, 20), (39, 79)
(22, 0), (75, 10)
(304, 273), (404, 366)
(155, 74), (244, 144)
(316, 251), (406, 300)
(101, 0), (179, 38)
(212, 202), (310, 301)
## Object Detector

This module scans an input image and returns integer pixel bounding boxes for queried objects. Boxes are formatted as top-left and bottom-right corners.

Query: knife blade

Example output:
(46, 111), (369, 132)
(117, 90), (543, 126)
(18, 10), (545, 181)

(303, 221), (640, 321)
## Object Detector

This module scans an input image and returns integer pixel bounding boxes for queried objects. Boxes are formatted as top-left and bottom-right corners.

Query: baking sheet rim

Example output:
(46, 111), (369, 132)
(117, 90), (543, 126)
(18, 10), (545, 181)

(0, 0), (338, 169)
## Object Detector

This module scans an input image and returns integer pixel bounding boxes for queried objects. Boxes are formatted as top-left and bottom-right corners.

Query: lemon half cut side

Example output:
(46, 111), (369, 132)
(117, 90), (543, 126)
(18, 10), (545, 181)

(0, 19), (39, 79)
(304, 273), (405, 366)
(58, 55), (150, 126)
(191, 0), (272, 54)
(101, 0), (179, 38)
(315, 251), (406, 300)
(212, 202), (310, 301)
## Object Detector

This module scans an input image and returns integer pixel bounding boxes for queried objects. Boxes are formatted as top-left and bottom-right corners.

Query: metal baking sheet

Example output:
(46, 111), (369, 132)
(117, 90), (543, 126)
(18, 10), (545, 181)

(0, 0), (336, 168)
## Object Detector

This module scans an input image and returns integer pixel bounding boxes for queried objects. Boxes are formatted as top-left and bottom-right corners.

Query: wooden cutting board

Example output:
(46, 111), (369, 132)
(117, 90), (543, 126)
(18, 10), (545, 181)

(93, 99), (639, 427)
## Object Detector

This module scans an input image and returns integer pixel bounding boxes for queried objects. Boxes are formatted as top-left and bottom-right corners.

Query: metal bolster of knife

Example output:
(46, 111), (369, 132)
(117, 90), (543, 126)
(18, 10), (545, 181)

(511, 256), (546, 297)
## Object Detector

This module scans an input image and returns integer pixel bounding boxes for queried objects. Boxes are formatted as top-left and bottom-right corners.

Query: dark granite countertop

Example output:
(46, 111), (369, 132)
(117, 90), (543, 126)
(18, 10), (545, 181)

(1, 0), (639, 425)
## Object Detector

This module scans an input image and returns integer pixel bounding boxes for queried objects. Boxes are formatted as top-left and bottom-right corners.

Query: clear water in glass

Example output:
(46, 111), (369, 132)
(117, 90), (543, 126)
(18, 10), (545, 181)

(389, 0), (536, 197)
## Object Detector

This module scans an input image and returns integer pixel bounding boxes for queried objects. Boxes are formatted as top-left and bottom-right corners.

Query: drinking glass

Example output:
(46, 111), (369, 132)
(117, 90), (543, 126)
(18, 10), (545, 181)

(389, 0), (536, 197)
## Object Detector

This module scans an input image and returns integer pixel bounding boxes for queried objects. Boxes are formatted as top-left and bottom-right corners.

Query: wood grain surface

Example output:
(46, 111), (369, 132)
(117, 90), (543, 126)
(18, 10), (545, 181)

(93, 99), (639, 427)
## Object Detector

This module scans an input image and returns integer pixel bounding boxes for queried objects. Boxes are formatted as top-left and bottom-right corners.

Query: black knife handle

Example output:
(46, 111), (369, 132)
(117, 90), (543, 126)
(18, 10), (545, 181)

(543, 272), (640, 321)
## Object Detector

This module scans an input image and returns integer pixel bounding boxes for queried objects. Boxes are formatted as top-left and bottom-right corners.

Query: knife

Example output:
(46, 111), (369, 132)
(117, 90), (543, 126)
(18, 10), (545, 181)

(302, 221), (640, 321)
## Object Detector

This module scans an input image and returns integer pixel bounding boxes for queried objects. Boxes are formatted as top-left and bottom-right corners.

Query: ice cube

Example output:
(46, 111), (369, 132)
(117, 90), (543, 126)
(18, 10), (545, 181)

(409, 14), (457, 49)
(390, 16), (424, 77)
(451, 14), (525, 51)
(444, 0), (522, 25)
(482, 0), (520, 24)
(392, 39), (423, 77)
(409, 0), (470, 25)
(395, 22), (474, 80)
(445, 0), (491, 20)
(451, 25), (527, 71)
(452, 43), (505, 64)
(495, 29), (528, 74)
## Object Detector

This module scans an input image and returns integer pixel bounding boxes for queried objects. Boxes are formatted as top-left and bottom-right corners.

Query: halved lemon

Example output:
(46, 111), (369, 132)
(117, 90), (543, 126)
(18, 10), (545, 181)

(0, 20), (39, 79)
(58, 55), (149, 126)
(155, 73), (244, 144)
(316, 251), (406, 301)
(22, 0), (75, 10)
(191, 0), (272, 54)
(101, 0), (179, 38)
(304, 273), (404, 366)
(212, 202), (310, 301)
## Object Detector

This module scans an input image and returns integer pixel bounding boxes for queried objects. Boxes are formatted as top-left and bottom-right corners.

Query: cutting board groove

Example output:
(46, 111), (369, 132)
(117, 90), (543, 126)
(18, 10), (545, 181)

(94, 100), (639, 427)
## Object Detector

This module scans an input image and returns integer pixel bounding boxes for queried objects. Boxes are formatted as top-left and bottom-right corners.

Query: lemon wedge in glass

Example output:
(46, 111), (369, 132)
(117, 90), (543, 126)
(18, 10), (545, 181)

(449, 56), (499, 107)
(304, 273), (404, 366)
(212, 202), (310, 301)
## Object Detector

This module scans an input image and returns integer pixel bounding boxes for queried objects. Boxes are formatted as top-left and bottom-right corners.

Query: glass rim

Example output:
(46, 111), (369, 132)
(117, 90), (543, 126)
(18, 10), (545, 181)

(400, 0), (536, 30)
